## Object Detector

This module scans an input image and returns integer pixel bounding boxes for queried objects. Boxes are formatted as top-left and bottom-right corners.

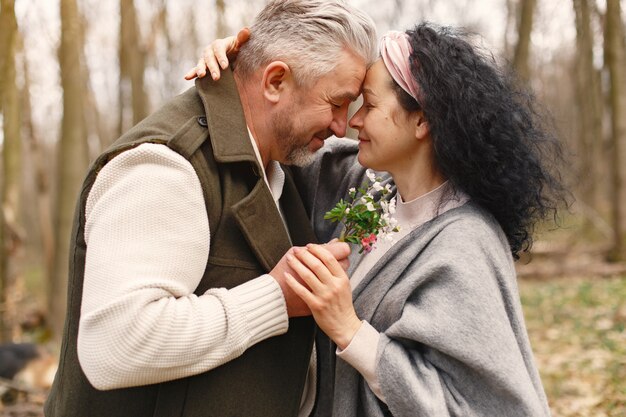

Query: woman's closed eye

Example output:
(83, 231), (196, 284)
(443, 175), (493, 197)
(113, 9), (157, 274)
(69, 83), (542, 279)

(362, 100), (375, 110)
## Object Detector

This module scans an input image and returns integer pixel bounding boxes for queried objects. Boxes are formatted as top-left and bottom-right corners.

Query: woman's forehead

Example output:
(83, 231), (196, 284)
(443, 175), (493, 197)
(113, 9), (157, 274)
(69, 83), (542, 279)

(363, 60), (393, 90)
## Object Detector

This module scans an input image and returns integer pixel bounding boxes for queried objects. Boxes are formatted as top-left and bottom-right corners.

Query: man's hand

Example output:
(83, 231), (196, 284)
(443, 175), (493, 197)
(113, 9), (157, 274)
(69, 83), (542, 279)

(326, 239), (351, 272)
(184, 27), (250, 81)
(269, 241), (350, 318)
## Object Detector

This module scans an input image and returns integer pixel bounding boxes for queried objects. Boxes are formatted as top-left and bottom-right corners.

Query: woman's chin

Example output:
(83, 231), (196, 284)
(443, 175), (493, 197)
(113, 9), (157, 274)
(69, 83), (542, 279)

(357, 152), (377, 170)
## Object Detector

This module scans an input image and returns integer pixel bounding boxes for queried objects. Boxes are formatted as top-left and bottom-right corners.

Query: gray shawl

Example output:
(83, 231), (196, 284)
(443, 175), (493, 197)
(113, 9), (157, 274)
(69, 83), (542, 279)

(294, 138), (550, 417)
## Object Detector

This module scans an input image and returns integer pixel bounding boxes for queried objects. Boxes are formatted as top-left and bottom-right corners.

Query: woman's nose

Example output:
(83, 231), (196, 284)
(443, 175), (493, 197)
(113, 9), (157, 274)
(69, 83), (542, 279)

(349, 106), (365, 130)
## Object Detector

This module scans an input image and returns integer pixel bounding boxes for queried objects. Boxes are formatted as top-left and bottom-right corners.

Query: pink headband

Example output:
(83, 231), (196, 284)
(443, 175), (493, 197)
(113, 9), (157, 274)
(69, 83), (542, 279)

(379, 31), (420, 101)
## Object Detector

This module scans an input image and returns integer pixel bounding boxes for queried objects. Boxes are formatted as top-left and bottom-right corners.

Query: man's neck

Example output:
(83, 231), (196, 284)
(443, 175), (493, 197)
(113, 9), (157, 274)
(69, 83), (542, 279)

(234, 71), (271, 170)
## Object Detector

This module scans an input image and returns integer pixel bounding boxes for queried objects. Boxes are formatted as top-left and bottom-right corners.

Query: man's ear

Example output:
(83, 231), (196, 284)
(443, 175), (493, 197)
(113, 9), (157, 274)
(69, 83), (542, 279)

(415, 111), (430, 140)
(262, 61), (292, 104)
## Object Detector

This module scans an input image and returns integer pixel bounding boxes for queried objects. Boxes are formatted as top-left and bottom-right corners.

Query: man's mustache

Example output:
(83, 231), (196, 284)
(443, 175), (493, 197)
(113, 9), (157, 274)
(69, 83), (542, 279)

(316, 130), (334, 140)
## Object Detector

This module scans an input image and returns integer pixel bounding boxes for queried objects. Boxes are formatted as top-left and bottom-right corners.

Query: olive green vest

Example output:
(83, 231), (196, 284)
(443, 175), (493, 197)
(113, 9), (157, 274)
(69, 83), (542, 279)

(45, 71), (317, 417)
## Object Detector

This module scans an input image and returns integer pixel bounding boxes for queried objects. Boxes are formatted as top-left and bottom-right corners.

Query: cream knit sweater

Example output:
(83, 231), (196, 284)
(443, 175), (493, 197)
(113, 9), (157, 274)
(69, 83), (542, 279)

(78, 143), (290, 390)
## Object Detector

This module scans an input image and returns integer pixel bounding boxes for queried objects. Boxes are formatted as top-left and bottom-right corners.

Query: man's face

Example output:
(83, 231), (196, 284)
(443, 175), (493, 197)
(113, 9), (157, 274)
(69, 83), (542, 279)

(272, 49), (366, 166)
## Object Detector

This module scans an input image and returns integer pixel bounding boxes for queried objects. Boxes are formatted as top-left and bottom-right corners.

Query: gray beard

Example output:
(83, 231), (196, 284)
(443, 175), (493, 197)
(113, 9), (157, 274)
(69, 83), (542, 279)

(285, 145), (316, 167)
(272, 108), (316, 167)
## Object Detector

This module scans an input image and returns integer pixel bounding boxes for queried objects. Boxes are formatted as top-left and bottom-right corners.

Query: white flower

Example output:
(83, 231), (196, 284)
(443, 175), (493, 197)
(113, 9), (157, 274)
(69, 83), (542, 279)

(349, 187), (356, 194)
(372, 181), (384, 192)
(366, 169), (376, 182)
(345, 208), (350, 214)
(388, 197), (397, 214)
(384, 184), (392, 193)
(381, 233), (395, 243)
(366, 202), (376, 211)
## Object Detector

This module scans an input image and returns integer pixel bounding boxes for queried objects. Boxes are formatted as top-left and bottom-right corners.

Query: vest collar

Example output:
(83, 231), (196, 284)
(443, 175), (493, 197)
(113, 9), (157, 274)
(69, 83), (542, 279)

(195, 69), (260, 168)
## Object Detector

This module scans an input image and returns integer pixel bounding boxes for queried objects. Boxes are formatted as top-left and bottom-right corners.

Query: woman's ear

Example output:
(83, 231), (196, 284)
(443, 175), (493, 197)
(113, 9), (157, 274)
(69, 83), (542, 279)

(414, 111), (430, 140)
(262, 61), (291, 104)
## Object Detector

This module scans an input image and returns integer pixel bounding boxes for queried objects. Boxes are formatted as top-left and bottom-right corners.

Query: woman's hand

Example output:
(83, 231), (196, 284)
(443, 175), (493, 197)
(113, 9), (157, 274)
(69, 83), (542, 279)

(184, 27), (251, 81)
(285, 243), (362, 350)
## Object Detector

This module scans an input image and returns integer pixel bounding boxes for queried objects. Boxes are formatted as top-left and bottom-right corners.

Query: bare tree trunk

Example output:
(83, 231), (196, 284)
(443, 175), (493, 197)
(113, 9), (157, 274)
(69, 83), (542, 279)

(119, 0), (149, 135)
(502, 0), (519, 61)
(503, 0), (516, 59)
(51, 0), (90, 341)
(77, 12), (109, 156)
(512, 0), (537, 82)
(0, 0), (24, 343)
(0, 2), (12, 112)
(184, 7), (200, 79)
(216, 0), (227, 38)
(146, 0), (180, 101)
(605, 0), (626, 261)
(21, 41), (55, 294)
(573, 0), (603, 215)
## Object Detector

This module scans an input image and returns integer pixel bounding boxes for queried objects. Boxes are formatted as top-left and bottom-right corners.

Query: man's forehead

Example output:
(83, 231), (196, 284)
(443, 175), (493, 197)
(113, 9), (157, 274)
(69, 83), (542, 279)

(334, 90), (360, 102)
(319, 53), (366, 99)
(331, 72), (365, 101)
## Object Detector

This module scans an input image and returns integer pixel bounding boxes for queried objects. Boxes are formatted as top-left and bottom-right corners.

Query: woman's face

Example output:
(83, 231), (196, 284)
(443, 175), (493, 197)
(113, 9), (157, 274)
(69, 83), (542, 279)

(349, 60), (420, 173)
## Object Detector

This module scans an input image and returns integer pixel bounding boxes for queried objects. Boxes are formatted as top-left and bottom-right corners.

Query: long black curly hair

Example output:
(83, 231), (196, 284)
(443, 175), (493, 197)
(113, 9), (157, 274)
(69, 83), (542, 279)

(393, 23), (569, 259)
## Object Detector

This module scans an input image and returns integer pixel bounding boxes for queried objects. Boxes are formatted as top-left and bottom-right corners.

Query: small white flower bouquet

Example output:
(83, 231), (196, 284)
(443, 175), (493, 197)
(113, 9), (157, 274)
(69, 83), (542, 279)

(324, 170), (400, 253)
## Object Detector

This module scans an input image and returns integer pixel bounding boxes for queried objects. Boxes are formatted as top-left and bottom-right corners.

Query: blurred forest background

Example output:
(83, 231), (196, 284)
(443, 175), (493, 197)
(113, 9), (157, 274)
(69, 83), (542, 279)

(0, 0), (625, 416)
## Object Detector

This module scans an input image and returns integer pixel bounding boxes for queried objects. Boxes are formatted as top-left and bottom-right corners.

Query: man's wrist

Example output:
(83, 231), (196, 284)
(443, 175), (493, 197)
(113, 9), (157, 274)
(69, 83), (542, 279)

(230, 275), (289, 343)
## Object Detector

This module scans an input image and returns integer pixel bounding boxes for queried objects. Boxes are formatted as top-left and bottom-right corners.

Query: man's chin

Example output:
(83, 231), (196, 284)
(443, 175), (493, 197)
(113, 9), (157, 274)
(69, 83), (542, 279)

(285, 147), (317, 167)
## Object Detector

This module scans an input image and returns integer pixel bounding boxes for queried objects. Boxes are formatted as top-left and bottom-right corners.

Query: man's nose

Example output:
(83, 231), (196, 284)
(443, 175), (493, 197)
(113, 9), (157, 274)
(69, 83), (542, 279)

(330, 105), (349, 138)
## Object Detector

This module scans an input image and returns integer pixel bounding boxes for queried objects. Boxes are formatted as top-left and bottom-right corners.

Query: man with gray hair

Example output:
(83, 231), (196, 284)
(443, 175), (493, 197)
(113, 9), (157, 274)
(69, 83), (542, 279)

(44, 1), (377, 417)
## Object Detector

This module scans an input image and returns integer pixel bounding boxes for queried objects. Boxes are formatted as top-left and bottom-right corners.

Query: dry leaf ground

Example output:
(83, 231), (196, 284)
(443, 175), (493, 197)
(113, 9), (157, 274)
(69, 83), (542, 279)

(520, 275), (626, 417)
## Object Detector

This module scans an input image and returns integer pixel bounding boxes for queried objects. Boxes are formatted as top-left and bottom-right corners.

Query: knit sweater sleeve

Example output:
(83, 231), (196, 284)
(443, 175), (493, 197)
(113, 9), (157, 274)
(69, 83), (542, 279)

(78, 143), (288, 390)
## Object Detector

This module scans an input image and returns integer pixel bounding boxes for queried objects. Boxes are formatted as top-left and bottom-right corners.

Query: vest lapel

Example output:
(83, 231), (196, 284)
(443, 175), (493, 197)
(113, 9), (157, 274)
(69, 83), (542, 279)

(231, 180), (292, 272)
(195, 70), (258, 165)
(196, 69), (298, 272)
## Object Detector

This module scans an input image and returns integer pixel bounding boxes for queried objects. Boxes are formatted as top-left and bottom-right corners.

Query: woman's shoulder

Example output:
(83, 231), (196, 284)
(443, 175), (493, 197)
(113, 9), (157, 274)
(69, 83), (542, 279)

(435, 201), (503, 236)
(422, 202), (512, 260)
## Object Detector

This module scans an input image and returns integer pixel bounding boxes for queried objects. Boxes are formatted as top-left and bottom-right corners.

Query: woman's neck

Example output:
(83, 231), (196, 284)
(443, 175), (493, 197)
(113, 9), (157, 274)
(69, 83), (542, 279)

(390, 149), (445, 201)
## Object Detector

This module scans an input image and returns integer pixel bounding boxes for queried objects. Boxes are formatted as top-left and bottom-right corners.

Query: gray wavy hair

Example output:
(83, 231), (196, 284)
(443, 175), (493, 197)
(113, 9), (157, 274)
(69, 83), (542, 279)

(235, 0), (378, 87)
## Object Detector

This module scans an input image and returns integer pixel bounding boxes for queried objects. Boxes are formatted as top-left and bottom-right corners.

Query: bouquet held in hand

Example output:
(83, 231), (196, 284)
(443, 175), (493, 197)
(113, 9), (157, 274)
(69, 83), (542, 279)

(324, 170), (400, 253)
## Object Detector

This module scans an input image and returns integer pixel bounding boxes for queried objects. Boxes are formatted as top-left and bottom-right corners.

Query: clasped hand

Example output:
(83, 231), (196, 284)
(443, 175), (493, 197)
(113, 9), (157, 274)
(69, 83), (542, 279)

(285, 244), (362, 350)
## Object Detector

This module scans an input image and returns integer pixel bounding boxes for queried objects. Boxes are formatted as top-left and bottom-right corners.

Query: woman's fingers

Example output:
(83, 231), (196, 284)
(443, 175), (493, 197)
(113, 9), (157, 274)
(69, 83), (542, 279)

(205, 43), (226, 80)
(183, 58), (206, 80)
(291, 247), (337, 286)
(233, 27), (251, 53)
(286, 252), (326, 293)
(284, 272), (317, 308)
(184, 28), (250, 81)
(306, 244), (347, 278)
(183, 69), (197, 81)
(208, 39), (230, 70)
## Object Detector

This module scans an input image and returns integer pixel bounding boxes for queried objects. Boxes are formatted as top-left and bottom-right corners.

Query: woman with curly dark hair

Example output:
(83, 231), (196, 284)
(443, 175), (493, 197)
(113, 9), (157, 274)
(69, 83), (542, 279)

(191, 22), (566, 417)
